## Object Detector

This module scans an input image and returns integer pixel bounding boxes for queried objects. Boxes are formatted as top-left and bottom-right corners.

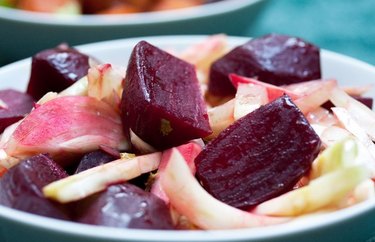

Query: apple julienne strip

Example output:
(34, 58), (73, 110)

(206, 99), (235, 140)
(178, 34), (228, 73)
(161, 148), (288, 230)
(332, 107), (375, 165)
(234, 83), (268, 120)
(87, 63), (123, 108)
(43, 152), (161, 203)
(330, 87), (375, 141)
(151, 141), (203, 204)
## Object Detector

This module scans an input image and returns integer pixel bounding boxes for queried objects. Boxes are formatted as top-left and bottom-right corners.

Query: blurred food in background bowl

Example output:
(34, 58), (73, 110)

(1, 0), (226, 15)
(0, 0), (267, 65)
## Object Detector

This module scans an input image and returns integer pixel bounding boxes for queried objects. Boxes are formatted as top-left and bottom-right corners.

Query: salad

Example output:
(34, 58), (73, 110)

(0, 0), (223, 15)
(0, 34), (374, 231)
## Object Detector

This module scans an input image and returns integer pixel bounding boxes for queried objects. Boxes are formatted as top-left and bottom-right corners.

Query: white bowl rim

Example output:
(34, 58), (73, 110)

(0, 0), (263, 26)
(0, 35), (375, 241)
(0, 197), (375, 241)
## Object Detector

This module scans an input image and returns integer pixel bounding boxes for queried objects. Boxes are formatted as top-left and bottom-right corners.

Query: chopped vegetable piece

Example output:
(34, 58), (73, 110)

(287, 79), (338, 114)
(319, 126), (352, 147)
(0, 89), (34, 133)
(151, 141), (203, 203)
(231, 75), (338, 114)
(0, 154), (71, 220)
(121, 41), (211, 149)
(27, 44), (90, 100)
(195, 95), (321, 210)
(179, 34), (228, 74)
(254, 165), (369, 216)
(233, 83), (268, 120)
(330, 88), (375, 140)
(209, 34), (321, 97)
(332, 107), (375, 169)
(87, 63), (123, 108)
(4, 96), (128, 168)
(130, 129), (157, 154)
(161, 148), (288, 229)
(230, 74), (299, 101)
(43, 152), (161, 203)
(75, 150), (118, 174)
(206, 99), (234, 140)
(310, 138), (358, 179)
(74, 183), (174, 229)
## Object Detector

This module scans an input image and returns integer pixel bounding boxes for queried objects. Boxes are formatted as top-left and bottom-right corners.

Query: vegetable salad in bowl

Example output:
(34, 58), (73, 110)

(0, 34), (375, 241)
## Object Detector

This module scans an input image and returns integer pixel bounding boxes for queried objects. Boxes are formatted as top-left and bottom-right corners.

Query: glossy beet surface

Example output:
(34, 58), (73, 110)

(208, 34), (321, 97)
(26, 44), (90, 100)
(0, 89), (34, 132)
(0, 154), (71, 219)
(195, 95), (321, 210)
(74, 183), (174, 229)
(121, 41), (211, 149)
(75, 150), (118, 174)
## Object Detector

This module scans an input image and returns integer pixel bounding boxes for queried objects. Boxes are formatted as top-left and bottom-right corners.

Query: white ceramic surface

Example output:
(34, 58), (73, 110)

(0, 36), (375, 242)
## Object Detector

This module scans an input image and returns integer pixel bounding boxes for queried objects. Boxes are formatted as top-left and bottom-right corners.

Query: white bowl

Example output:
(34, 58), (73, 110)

(0, 35), (375, 242)
(0, 0), (267, 65)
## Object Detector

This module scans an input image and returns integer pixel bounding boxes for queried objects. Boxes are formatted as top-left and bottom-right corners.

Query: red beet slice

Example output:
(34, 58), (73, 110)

(121, 41), (212, 149)
(26, 44), (90, 100)
(0, 89), (34, 132)
(195, 95), (321, 210)
(75, 150), (118, 174)
(0, 154), (71, 220)
(208, 34), (321, 97)
(74, 183), (174, 229)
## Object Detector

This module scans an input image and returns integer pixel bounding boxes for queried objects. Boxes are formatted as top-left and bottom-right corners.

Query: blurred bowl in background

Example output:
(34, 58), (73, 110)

(0, 0), (267, 65)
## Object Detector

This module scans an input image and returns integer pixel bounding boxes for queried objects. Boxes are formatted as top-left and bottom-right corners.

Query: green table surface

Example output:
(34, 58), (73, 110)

(246, 0), (375, 66)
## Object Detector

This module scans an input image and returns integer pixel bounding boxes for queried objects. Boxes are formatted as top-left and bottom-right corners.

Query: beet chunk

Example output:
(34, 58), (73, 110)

(26, 44), (90, 100)
(208, 34), (321, 97)
(195, 95), (321, 210)
(74, 183), (174, 229)
(75, 150), (118, 174)
(121, 41), (212, 149)
(0, 89), (34, 132)
(0, 154), (71, 220)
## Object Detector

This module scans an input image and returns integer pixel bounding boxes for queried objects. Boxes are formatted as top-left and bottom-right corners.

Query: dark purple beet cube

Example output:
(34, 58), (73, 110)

(0, 89), (34, 132)
(26, 44), (90, 100)
(74, 183), (174, 229)
(121, 41), (212, 149)
(208, 34), (321, 97)
(0, 154), (71, 220)
(75, 150), (118, 174)
(195, 95), (321, 210)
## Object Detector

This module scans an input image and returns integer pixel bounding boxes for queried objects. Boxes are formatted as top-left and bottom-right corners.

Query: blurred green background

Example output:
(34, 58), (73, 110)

(248, 0), (375, 65)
